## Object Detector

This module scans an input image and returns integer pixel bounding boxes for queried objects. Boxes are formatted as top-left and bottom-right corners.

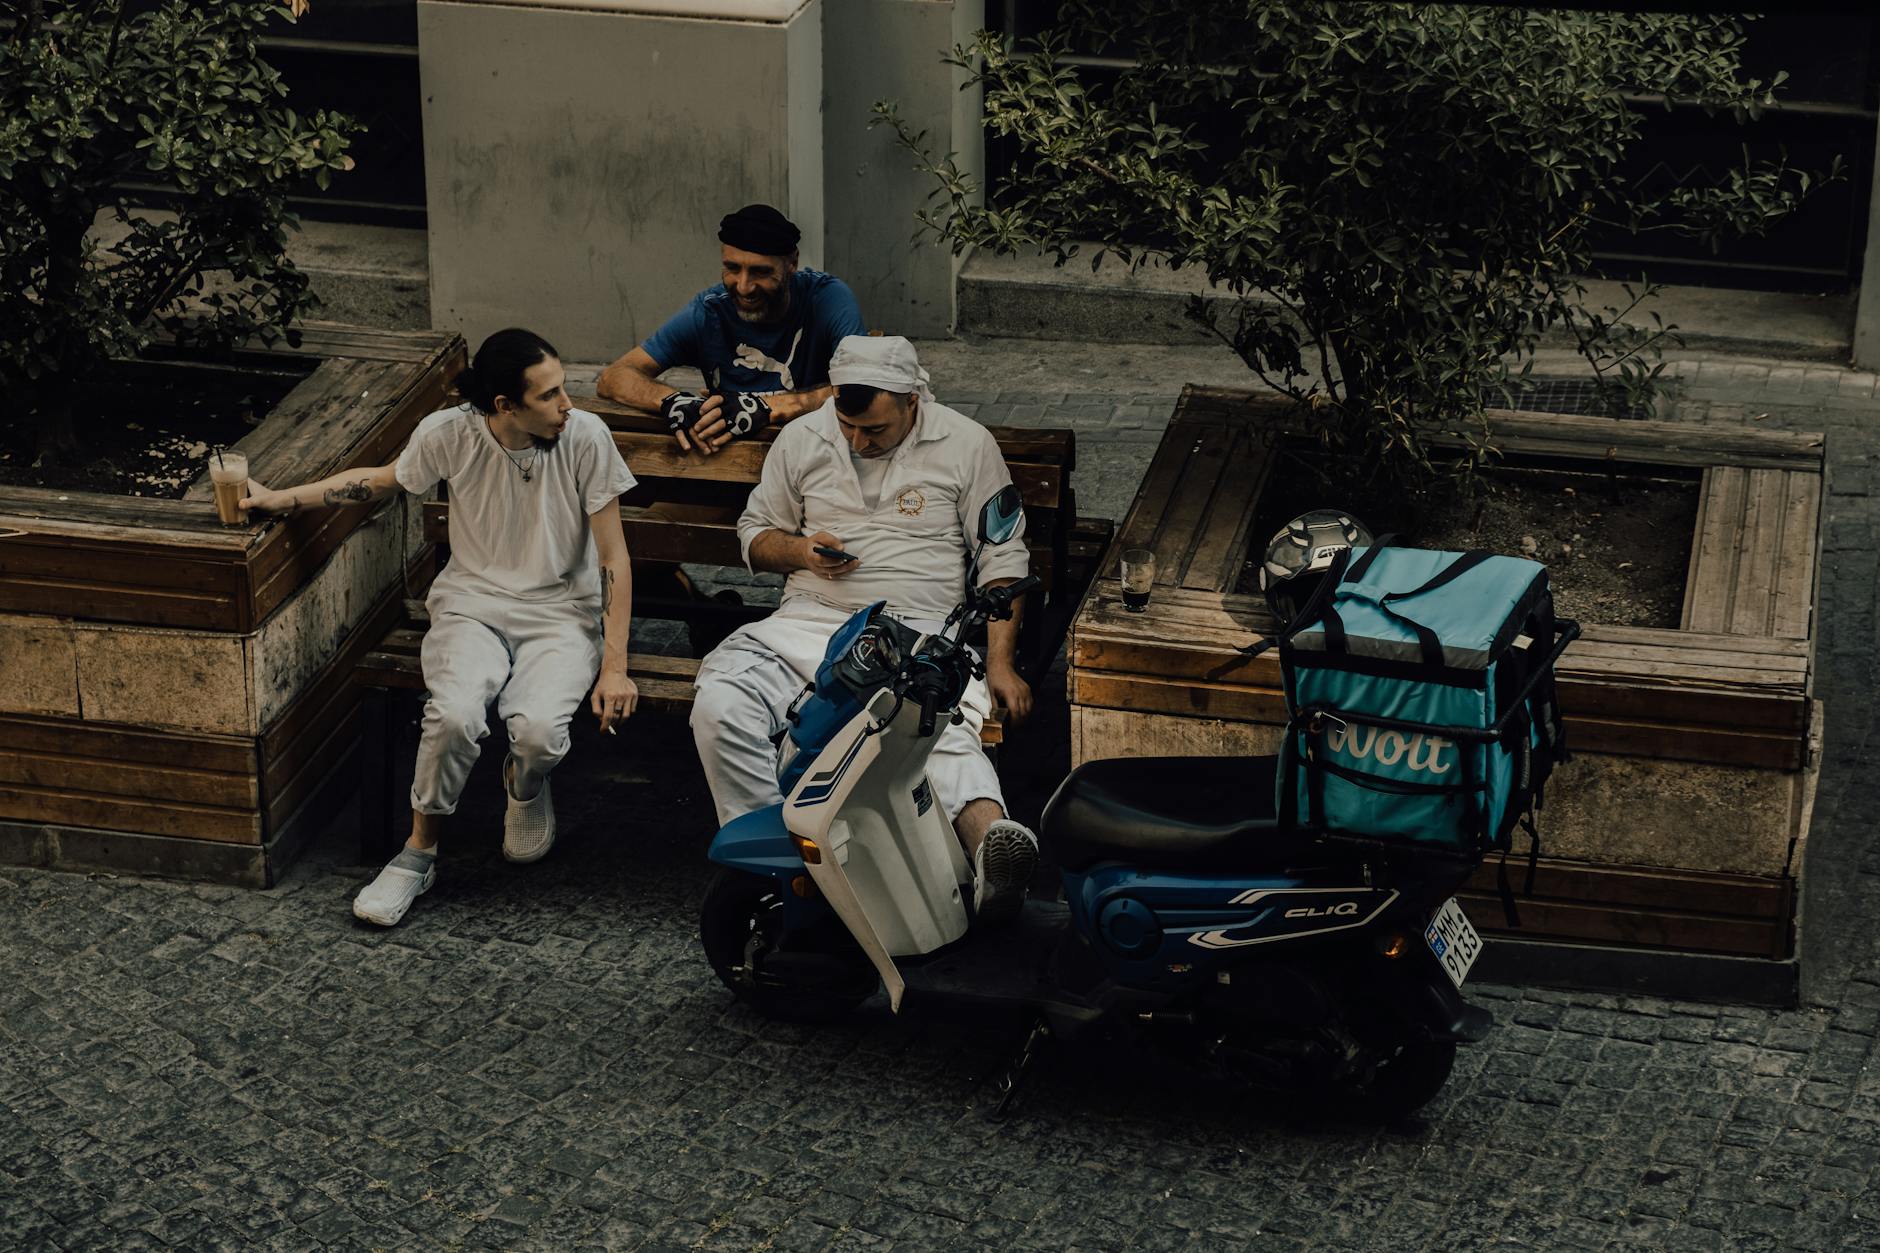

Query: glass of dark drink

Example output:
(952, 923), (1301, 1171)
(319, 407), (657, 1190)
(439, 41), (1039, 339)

(1120, 547), (1155, 612)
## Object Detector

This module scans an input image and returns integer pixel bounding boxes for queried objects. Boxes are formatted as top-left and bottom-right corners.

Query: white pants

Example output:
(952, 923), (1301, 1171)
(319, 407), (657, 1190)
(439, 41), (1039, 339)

(411, 598), (601, 815)
(691, 626), (1004, 829)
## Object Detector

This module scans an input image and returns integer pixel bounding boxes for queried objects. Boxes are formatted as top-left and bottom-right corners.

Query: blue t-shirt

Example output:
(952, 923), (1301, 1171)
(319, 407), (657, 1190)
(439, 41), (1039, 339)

(640, 269), (865, 396)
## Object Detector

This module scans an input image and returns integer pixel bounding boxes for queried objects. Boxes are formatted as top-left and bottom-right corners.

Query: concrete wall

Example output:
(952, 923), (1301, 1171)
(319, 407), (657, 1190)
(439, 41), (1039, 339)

(822, 0), (983, 336)
(419, 0), (825, 362)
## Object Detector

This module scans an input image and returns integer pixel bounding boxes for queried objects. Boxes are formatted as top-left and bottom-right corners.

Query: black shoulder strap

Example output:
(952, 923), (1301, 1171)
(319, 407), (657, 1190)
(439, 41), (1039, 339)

(1342, 534), (1397, 586)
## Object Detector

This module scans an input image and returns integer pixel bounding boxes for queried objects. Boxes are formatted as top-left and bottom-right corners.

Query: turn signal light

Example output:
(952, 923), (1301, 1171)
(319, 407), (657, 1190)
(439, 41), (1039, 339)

(792, 835), (822, 865)
(790, 875), (814, 899)
(1378, 933), (1409, 959)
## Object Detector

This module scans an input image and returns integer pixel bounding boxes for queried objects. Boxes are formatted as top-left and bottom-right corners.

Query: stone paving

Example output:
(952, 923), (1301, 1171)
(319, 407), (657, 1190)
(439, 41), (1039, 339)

(5, 342), (1880, 1251)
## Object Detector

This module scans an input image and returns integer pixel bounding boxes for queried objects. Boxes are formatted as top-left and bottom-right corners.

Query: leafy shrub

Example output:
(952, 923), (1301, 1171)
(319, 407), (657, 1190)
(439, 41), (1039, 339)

(1, 1), (354, 461)
(880, 4), (1834, 500)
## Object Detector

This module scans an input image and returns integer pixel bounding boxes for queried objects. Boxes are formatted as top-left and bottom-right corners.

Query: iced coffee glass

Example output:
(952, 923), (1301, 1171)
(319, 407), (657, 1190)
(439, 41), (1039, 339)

(209, 451), (250, 526)
(1120, 547), (1156, 612)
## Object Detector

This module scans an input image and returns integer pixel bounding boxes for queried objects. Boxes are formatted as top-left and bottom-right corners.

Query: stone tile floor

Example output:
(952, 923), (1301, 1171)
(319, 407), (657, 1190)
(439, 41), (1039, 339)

(5, 345), (1880, 1250)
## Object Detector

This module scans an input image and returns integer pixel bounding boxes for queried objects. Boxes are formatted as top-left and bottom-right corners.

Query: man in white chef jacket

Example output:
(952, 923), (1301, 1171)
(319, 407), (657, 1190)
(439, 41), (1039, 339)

(690, 335), (1040, 923)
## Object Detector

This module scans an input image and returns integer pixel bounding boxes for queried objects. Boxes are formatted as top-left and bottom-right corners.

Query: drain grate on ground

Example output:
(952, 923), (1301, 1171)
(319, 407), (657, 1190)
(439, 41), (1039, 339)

(1503, 375), (1672, 420)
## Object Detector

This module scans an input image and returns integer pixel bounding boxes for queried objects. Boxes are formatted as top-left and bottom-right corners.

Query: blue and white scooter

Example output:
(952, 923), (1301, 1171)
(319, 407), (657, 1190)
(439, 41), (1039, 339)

(700, 486), (1557, 1118)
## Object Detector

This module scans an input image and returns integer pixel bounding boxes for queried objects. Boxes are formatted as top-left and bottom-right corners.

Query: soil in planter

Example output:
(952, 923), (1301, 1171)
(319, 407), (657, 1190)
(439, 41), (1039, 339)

(0, 356), (312, 499)
(1238, 447), (1700, 629)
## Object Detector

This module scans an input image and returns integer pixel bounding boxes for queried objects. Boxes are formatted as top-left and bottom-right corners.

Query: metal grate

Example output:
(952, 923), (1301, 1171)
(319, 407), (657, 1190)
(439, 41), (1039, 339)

(1502, 376), (1672, 421)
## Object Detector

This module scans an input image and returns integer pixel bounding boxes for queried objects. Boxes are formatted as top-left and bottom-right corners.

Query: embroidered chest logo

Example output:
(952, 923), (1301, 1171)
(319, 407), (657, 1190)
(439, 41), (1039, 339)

(895, 488), (926, 517)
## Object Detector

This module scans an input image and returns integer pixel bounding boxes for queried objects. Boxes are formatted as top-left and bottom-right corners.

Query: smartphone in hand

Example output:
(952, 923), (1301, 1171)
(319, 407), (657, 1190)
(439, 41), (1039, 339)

(813, 544), (860, 563)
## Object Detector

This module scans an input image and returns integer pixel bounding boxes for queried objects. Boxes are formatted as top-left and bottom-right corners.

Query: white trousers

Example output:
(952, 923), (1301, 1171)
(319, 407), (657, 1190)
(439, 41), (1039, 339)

(411, 598), (601, 815)
(691, 632), (1004, 828)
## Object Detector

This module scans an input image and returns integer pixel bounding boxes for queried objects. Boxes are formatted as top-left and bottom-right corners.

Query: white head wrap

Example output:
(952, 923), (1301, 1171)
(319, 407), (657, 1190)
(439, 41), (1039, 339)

(827, 334), (934, 403)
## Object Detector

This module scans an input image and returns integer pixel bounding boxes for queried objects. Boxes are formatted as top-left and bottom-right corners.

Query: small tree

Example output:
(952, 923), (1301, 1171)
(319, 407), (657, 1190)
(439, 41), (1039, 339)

(881, 4), (1833, 503)
(0, 0), (355, 463)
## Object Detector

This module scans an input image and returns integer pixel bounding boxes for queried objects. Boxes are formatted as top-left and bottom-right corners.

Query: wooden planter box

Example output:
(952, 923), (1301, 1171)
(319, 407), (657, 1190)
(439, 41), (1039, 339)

(0, 324), (465, 886)
(1069, 386), (1824, 1003)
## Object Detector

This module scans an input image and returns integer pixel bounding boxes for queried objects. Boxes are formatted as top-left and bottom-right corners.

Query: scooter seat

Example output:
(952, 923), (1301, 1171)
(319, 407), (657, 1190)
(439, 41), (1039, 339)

(1041, 755), (1320, 872)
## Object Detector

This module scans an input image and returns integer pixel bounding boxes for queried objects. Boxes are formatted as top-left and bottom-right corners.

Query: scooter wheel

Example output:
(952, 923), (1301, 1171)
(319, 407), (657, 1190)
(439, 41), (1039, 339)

(1352, 1039), (1457, 1120)
(698, 867), (874, 1023)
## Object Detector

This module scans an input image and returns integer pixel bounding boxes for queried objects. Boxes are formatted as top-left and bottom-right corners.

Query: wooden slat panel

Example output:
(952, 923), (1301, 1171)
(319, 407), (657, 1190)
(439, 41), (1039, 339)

(1181, 423), (1274, 592)
(279, 322), (461, 363)
(0, 574), (246, 632)
(0, 749), (257, 809)
(0, 785), (260, 843)
(1464, 856), (1789, 918)
(1149, 421), (1233, 587)
(0, 715), (255, 774)
(1727, 469), (1789, 635)
(1458, 893), (1784, 957)
(1771, 470), (1822, 640)
(218, 358), (385, 490)
(0, 485), (251, 536)
(1683, 466), (1743, 634)
(1069, 669), (1798, 767)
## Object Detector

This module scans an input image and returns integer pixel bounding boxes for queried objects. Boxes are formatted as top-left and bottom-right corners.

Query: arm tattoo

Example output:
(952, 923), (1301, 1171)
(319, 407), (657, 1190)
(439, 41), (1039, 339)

(601, 567), (615, 616)
(322, 479), (374, 506)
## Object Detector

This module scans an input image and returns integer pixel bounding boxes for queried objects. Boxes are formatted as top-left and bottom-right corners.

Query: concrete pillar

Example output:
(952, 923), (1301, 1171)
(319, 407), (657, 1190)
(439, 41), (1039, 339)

(822, 0), (985, 337)
(418, 0), (825, 362)
(1854, 117), (1880, 368)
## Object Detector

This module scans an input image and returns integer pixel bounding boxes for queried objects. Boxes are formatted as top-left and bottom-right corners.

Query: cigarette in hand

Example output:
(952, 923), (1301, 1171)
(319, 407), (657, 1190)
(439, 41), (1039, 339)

(605, 725), (618, 736)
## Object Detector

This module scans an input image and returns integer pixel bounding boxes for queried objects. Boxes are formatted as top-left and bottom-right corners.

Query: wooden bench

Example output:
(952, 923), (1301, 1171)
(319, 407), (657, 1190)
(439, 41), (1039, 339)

(352, 395), (1114, 858)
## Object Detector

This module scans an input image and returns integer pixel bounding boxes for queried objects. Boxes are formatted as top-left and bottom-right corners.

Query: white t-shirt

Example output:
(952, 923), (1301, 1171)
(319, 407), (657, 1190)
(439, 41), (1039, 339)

(395, 405), (636, 612)
(851, 451), (891, 512)
(735, 397), (1028, 624)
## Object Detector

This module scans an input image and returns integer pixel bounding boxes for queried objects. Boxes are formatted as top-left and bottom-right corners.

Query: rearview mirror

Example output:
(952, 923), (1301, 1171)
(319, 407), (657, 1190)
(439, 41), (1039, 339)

(978, 484), (1023, 546)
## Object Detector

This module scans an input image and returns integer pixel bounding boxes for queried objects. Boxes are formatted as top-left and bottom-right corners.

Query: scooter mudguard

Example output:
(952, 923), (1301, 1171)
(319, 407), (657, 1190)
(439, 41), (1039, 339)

(708, 803), (800, 877)
(707, 803), (834, 932)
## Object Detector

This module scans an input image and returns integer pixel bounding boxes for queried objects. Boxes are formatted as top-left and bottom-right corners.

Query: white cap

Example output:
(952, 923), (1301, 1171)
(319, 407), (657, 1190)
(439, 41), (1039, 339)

(828, 335), (934, 402)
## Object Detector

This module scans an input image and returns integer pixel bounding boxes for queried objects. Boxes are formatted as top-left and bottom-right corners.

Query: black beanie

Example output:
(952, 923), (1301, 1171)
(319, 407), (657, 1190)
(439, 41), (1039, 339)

(718, 204), (801, 257)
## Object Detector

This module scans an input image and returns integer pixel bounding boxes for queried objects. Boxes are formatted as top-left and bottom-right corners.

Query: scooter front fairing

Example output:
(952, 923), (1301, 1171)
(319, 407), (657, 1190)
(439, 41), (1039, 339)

(782, 688), (973, 1011)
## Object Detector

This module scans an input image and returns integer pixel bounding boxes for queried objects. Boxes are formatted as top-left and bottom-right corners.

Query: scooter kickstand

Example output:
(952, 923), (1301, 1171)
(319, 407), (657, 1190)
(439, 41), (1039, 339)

(989, 1018), (1052, 1121)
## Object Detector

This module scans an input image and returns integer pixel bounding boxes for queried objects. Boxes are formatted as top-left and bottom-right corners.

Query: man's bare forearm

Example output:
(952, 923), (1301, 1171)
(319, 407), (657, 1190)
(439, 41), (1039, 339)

(749, 529), (810, 574)
(764, 386), (835, 422)
(262, 467), (398, 516)
(596, 360), (676, 412)
(599, 558), (632, 673)
(985, 579), (1024, 669)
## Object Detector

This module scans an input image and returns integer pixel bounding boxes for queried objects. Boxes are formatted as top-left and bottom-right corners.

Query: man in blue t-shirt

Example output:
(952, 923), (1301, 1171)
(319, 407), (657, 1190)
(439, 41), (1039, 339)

(598, 204), (866, 457)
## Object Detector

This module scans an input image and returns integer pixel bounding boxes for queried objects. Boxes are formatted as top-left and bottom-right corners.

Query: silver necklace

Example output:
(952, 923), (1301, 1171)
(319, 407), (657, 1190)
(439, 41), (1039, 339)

(490, 421), (541, 481)
(501, 444), (540, 481)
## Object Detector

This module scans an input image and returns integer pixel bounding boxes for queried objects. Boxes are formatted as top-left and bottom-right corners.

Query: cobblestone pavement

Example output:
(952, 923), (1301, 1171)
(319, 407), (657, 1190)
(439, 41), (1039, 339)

(5, 345), (1880, 1251)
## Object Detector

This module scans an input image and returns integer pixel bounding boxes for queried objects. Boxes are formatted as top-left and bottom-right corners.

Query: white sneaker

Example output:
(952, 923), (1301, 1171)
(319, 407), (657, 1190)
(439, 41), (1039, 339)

(503, 758), (556, 863)
(973, 820), (1039, 925)
(353, 848), (437, 927)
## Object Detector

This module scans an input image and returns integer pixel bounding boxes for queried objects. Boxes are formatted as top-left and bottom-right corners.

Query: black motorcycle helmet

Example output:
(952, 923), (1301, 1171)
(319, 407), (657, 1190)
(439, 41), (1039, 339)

(1258, 509), (1374, 624)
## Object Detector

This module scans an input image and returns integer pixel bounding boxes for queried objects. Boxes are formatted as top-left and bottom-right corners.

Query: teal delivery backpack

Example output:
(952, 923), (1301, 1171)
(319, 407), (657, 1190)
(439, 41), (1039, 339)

(1276, 545), (1577, 860)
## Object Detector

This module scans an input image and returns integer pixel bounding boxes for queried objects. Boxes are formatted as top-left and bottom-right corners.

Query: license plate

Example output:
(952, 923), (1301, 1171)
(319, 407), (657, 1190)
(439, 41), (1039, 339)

(1425, 896), (1483, 989)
